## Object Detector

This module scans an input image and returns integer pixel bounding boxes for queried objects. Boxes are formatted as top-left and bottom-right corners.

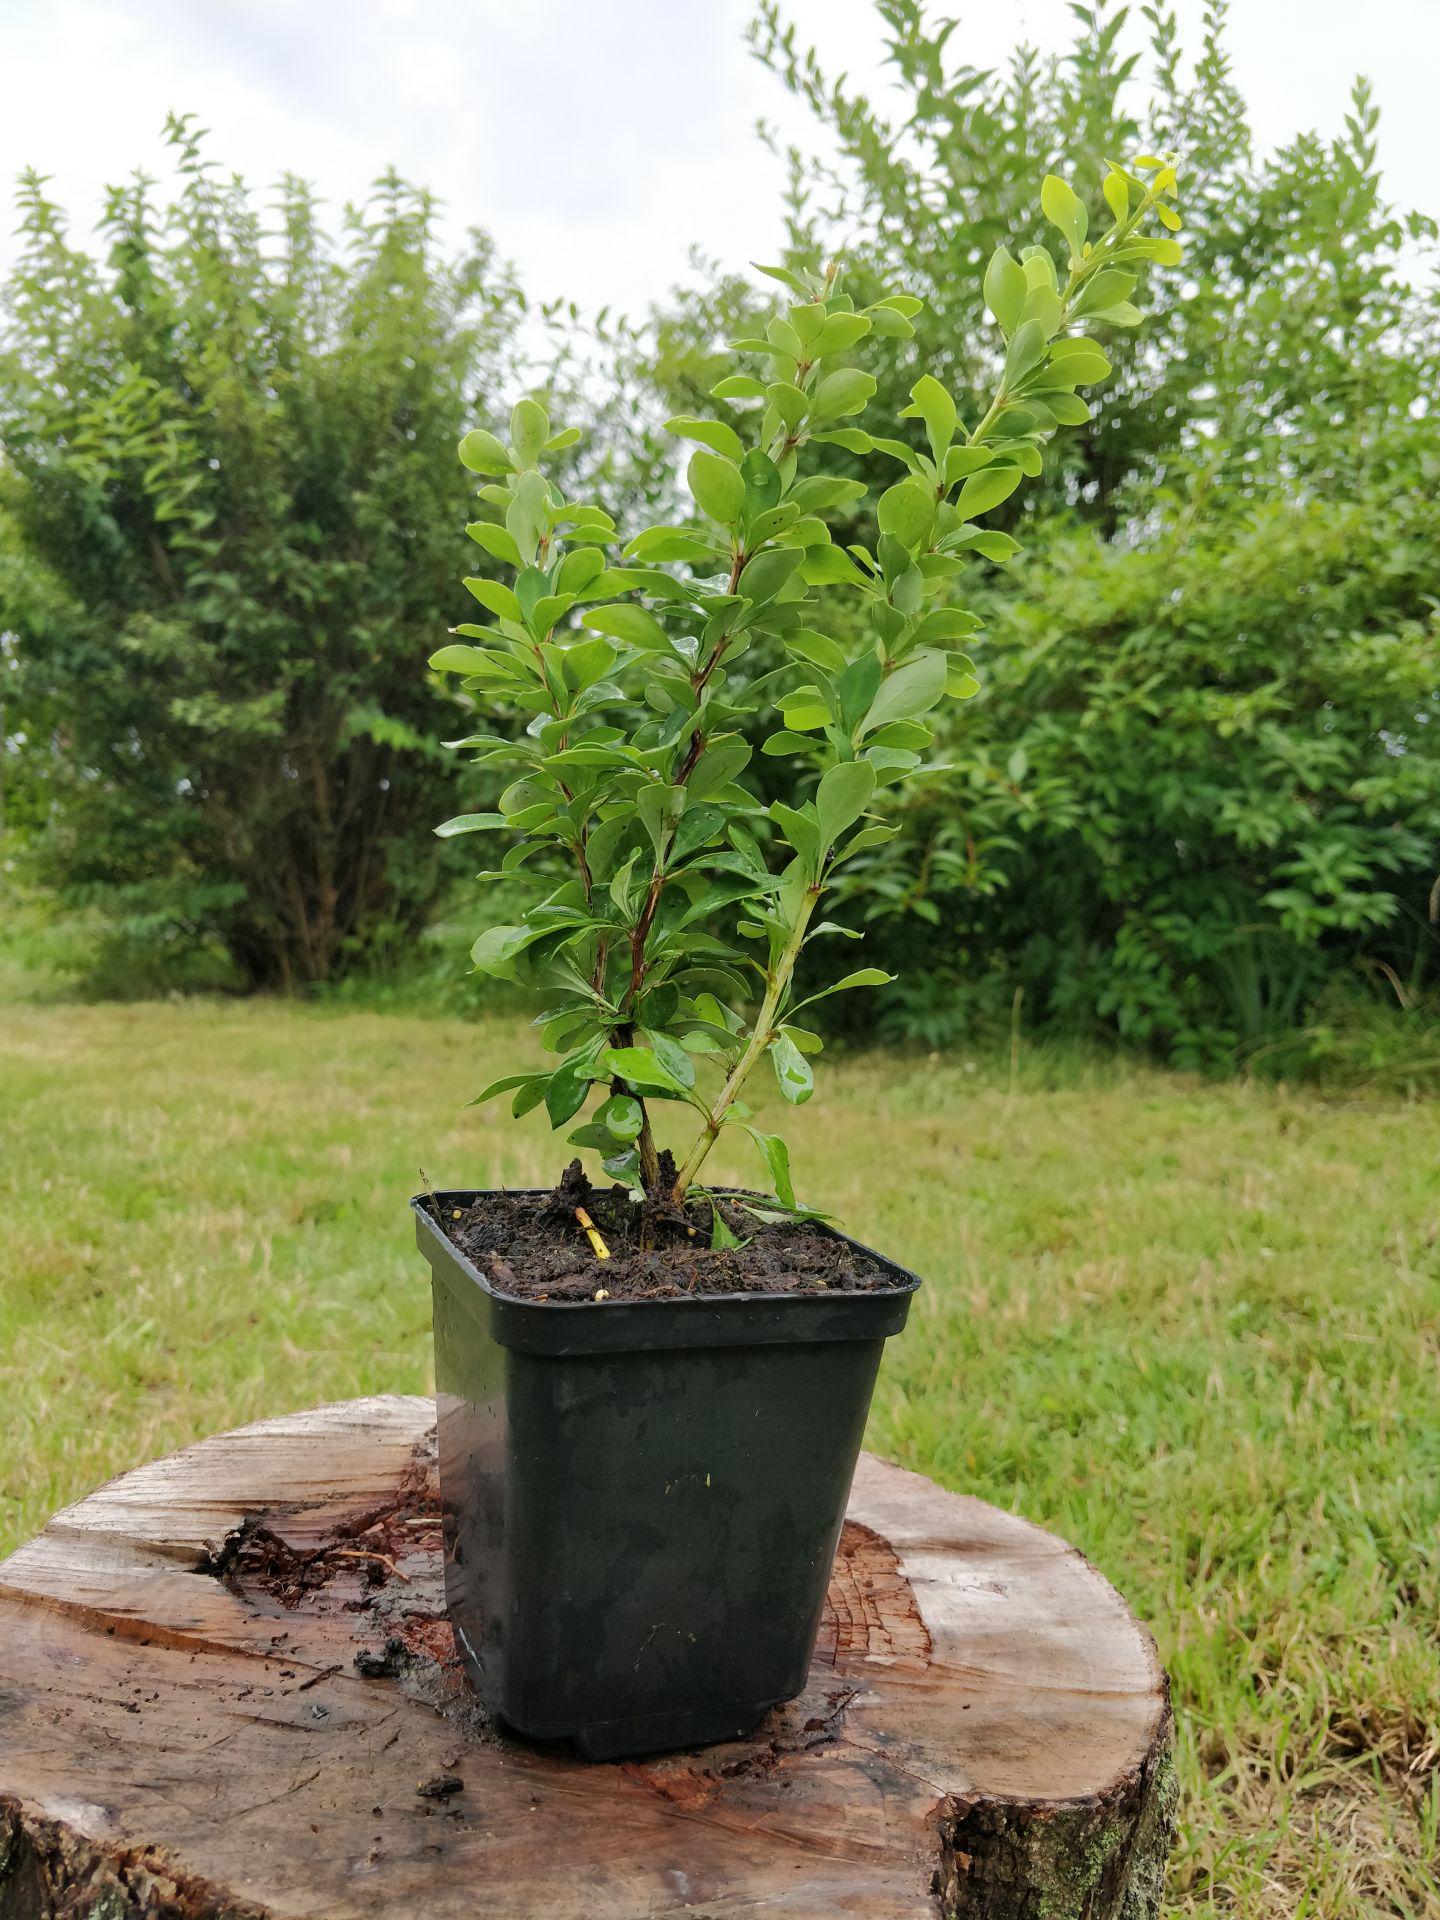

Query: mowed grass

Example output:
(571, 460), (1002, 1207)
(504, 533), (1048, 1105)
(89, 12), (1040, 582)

(1, 994), (1437, 1918)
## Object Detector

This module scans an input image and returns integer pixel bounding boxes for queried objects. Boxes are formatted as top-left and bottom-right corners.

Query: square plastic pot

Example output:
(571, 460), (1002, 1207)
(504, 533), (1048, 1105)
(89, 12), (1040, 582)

(413, 1190), (918, 1760)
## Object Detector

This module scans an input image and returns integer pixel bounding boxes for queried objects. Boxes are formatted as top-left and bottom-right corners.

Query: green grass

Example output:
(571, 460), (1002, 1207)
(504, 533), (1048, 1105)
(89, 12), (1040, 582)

(2, 994), (1436, 1917)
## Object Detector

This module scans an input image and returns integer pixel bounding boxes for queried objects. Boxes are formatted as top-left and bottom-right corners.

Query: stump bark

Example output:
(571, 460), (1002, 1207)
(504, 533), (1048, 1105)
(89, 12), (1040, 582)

(0, 1397), (1175, 1919)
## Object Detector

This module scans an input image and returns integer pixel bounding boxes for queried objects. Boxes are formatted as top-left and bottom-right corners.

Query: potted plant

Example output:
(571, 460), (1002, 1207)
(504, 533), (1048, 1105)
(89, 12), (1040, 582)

(413, 158), (1182, 1758)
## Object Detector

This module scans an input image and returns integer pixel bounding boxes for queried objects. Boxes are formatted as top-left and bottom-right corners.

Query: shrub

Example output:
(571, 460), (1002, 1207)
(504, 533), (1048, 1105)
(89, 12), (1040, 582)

(431, 160), (1181, 1212)
(0, 118), (522, 990)
(830, 479), (1440, 1067)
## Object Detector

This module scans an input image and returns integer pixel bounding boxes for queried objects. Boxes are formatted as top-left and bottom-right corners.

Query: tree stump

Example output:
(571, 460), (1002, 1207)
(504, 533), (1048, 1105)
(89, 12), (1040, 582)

(0, 1397), (1175, 1919)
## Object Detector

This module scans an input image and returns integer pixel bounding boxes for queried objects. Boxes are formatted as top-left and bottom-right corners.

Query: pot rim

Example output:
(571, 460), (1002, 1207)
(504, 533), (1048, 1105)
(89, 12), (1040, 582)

(412, 1186), (921, 1316)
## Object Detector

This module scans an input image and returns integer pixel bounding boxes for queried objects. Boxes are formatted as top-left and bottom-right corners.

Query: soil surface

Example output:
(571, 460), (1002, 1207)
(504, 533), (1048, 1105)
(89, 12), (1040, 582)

(430, 1162), (907, 1303)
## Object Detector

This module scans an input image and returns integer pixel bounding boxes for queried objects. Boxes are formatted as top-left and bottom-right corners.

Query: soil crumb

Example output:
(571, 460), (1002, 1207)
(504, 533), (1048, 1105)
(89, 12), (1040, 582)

(432, 1165), (907, 1304)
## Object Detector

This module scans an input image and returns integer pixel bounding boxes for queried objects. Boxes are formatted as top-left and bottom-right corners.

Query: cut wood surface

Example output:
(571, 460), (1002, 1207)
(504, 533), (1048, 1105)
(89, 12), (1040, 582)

(0, 1397), (1175, 1919)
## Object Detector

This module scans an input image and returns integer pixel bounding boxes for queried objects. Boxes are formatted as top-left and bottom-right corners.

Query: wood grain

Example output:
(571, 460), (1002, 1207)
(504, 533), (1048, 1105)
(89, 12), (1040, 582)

(0, 1397), (1174, 1918)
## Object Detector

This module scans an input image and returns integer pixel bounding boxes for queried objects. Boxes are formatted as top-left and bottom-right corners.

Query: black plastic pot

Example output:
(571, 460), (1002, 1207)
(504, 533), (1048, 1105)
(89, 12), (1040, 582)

(412, 1190), (918, 1760)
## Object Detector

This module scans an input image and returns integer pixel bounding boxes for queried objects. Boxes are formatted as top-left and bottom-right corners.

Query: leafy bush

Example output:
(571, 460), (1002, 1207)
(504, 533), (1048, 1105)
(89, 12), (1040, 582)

(830, 478), (1440, 1068)
(0, 118), (522, 990)
(431, 161), (1180, 1212)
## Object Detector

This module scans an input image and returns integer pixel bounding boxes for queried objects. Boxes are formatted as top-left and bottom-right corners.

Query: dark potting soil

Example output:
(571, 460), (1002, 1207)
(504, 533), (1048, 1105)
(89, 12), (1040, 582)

(431, 1160), (905, 1304)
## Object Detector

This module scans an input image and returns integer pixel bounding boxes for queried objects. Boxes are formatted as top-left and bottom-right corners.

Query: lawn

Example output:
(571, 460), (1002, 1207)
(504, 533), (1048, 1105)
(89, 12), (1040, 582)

(2, 992), (1436, 1917)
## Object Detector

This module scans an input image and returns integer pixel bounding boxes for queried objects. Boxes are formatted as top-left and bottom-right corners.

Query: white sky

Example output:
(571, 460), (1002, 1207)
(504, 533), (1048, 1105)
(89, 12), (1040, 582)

(2, 1), (1436, 319)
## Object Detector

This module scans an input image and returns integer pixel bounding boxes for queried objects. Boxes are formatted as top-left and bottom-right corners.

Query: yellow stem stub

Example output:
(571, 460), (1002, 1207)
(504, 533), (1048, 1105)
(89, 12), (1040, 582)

(575, 1206), (610, 1261)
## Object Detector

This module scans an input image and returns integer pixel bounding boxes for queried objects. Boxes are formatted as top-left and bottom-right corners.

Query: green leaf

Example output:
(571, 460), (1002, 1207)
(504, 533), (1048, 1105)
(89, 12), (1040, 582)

(904, 375), (957, 458)
(707, 1203), (744, 1250)
(639, 1028), (696, 1090)
(943, 445), (995, 484)
(983, 246), (1027, 335)
(800, 546), (868, 586)
(688, 737), (752, 799)
(665, 416), (745, 461)
(816, 760), (877, 842)
(810, 368), (877, 420)
(468, 1072), (536, 1106)
(465, 521), (522, 565)
(812, 427), (873, 454)
(688, 450), (747, 525)
(1044, 392), (1092, 425)
(583, 604), (671, 650)
(946, 656), (981, 698)
(560, 635), (617, 692)
(1075, 268), (1137, 316)
(1004, 319), (1049, 382)
(1039, 174), (1087, 260)
(741, 449), (782, 512)
(429, 643), (497, 675)
(464, 576), (523, 624)
(1019, 283), (1064, 339)
(471, 923), (544, 978)
(770, 802), (820, 866)
(763, 729), (822, 757)
(913, 607), (981, 643)
(528, 593), (575, 636)
(545, 1061), (592, 1128)
(860, 652), (948, 735)
(737, 547), (805, 605)
(766, 382), (808, 430)
(1089, 300), (1143, 328)
(788, 475), (868, 512)
(624, 526), (717, 565)
(671, 804), (727, 862)
(876, 479), (935, 547)
(801, 967), (895, 1007)
(744, 1127), (795, 1208)
(600, 1046), (690, 1094)
(458, 428), (511, 474)
(711, 374), (769, 400)
(637, 782), (684, 853)
(752, 261), (810, 293)
(813, 312), (872, 354)
(956, 467), (1023, 520)
(770, 1031), (814, 1105)
(767, 315), (803, 358)
(434, 812), (507, 837)
(838, 650), (884, 731)
(599, 1095), (644, 1141)
(556, 546), (606, 594)
(786, 629), (848, 673)
(1047, 340), (1112, 386)
(965, 530), (1022, 563)
(510, 397), (549, 469)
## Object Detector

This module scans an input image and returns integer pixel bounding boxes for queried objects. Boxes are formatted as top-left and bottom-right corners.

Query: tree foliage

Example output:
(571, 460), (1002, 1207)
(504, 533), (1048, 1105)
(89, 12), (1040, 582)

(0, 117), (522, 988)
(748, 0), (1437, 522)
(832, 462), (1440, 1067)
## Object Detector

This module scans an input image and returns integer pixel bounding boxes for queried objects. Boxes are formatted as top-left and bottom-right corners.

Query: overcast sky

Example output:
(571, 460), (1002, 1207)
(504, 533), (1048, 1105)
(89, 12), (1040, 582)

(3, 1), (1435, 320)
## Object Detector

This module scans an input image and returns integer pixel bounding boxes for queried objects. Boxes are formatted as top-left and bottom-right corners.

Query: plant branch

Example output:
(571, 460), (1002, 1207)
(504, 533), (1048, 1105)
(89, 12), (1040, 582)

(670, 881), (821, 1202)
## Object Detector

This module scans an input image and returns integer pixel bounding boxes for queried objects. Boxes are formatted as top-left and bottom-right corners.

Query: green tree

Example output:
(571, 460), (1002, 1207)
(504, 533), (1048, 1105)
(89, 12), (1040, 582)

(0, 117), (522, 989)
